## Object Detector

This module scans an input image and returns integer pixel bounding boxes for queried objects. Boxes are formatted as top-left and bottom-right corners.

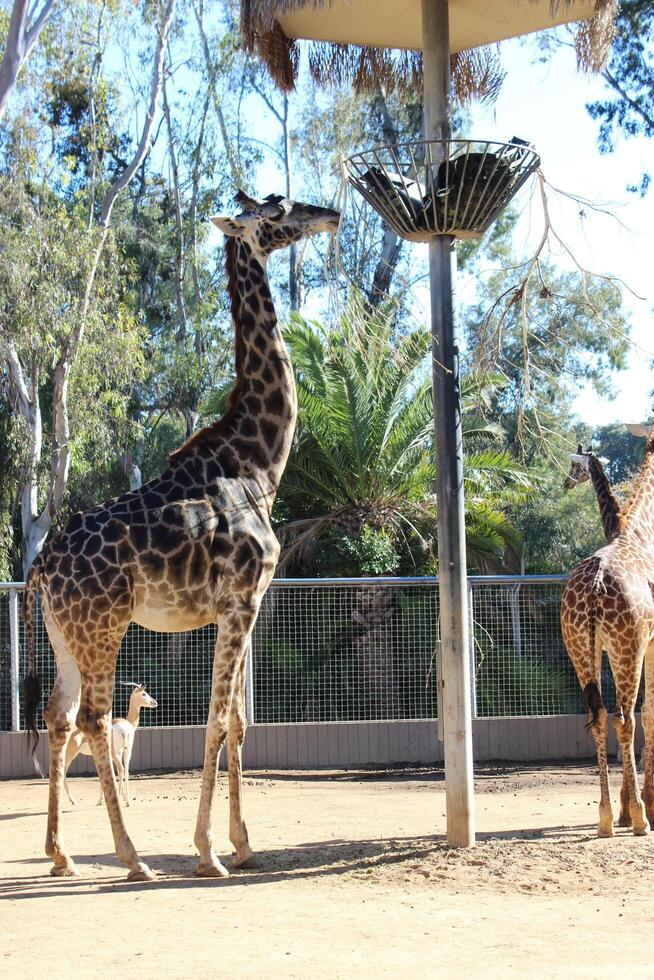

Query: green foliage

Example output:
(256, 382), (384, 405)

(276, 296), (532, 574)
(475, 644), (581, 716)
(342, 526), (400, 576)
(586, 0), (654, 193)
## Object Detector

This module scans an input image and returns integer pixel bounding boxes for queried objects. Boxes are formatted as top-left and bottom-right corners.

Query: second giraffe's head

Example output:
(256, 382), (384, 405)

(211, 191), (340, 257)
(564, 443), (608, 490)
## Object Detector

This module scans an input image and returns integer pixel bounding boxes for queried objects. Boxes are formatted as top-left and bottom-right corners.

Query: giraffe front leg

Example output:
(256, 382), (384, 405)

(44, 655), (81, 876)
(617, 769), (632, 827)
(228, 658), (258, 870)
(195, 598), (261, 878)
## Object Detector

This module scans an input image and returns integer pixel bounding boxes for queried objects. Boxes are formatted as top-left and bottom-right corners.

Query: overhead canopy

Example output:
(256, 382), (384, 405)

(241, 0), (616, 102)
(277, 0), (592, 52)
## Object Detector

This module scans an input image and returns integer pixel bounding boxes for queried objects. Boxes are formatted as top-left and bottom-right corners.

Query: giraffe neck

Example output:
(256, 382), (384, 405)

(619, 436), (654, 547)
(587, 456), (621, 540)
(169, 237), (297, 507)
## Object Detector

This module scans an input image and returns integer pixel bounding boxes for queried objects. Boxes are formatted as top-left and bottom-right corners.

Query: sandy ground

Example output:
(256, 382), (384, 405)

(1, 764), (653, 979)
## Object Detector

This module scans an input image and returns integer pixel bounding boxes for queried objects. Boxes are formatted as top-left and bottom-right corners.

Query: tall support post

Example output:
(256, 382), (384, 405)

(422, 0), (475, 847)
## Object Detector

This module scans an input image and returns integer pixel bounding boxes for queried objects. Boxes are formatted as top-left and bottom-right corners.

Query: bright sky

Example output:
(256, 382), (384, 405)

(467, 34), (654, 428)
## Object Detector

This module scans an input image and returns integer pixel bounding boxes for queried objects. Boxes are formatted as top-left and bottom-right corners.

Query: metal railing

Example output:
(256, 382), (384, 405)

(0, 575), (590, 732)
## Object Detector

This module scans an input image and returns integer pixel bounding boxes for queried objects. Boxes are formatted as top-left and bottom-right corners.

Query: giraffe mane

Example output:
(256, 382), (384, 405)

(617, 433), (654, 523)
(169, 237), (246, 462)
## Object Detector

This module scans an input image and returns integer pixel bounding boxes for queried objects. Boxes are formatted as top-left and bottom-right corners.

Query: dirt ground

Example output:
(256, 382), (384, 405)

(1, 764), (653, 979)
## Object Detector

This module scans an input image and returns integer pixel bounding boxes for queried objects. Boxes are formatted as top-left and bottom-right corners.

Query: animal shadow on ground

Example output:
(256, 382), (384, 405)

(0, 821), (603, 900)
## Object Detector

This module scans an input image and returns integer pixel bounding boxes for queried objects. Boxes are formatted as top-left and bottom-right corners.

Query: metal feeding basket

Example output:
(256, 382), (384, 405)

(343, 139), (541, 242)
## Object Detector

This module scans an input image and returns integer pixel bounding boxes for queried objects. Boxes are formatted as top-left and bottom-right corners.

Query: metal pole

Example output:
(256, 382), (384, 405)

(9, 588), (21, 731)
(422, 0), (475, 847)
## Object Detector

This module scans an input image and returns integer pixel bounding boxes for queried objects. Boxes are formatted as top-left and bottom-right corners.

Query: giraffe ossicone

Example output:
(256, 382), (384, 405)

(23, 191), (340, 882)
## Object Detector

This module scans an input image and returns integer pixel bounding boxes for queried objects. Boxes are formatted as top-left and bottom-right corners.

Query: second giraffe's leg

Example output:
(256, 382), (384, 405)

(43, 647), (81, 876)
(195, 598), (260, 878)
(618, 770), (632, 827)
(79, 672), (155, 881)
(640, 641), (654, 827)
(228, 658), (257, 869)
(590, 701), (615, 837)
(611, 645), (649, 836)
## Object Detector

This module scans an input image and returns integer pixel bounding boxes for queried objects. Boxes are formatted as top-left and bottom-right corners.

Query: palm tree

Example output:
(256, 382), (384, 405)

(277, 294), (531, 575)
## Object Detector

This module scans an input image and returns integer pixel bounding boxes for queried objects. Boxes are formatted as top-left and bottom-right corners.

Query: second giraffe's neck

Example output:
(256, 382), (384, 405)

(619, 436), (654, 548)
(587, 456), (621, 541)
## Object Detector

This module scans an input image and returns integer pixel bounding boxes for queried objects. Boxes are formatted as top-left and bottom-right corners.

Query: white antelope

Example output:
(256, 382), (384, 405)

(64, 683), (158, 807)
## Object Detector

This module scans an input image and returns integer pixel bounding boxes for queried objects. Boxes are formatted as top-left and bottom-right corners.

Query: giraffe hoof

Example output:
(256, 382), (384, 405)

(597, 825), (614, 838)
(127, 864), (156, 882)
(195, 860), (230, 879)
(633, 823), (650, 837)
(617, 815), (633, 827)
(50, 861), (79, 877)
(232, 853), (261, 870)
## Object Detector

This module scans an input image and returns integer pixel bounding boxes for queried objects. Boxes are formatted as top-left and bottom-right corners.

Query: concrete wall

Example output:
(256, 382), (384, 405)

(1, 715), (640, 779)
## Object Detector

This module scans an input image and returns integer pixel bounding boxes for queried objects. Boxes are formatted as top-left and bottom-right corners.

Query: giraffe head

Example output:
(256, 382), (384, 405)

(211, 191), (340, 257)
(564, 444), (608, 489)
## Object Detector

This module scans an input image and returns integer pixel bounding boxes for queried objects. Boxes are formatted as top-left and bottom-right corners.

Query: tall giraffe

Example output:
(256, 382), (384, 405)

(564, 444), (622, 541)
(561, 425), (654, 837)
(23, 191), (339, 881)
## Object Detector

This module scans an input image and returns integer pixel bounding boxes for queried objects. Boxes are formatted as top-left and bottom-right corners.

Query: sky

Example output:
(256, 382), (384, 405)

(459, 34), (653, 428)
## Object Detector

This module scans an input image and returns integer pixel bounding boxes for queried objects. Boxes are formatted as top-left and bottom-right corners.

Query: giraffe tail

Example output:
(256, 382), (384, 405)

(583, 682), (603, 730)
(23, 556), (44, 775)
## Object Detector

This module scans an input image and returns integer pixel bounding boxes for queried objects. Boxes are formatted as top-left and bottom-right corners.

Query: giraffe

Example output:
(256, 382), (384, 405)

(22, 190), (340, 881)
(564, 444), (622, 542)
(561, 424), (654, 838)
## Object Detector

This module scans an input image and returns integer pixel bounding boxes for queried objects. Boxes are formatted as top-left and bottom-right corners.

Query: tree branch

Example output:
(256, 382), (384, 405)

(0, 0), (56, 120)
(98, 0), (176, 227)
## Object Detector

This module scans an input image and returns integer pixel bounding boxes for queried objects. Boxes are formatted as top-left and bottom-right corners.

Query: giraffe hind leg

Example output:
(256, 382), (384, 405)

(584, 681), (615, 837)
(41, 606), (82, 876)
(609, 640), (649, 836)
(639, 641), (654, 827)
(78, 668), (155, 882)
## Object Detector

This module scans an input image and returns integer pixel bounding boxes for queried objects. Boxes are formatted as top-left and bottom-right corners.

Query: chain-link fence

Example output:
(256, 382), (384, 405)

(1, 575), (593, 732)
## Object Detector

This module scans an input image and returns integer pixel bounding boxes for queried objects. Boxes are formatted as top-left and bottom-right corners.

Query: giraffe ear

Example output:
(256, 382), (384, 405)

(576, 443), (583, 454)
(211, 214), (247, 236)
(625, 423), (651, 438)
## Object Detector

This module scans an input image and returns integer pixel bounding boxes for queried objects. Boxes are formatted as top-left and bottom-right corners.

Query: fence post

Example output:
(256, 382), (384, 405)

(245, 636), (255, 725)
(9, 587), (21, 731)
(467, 582), (477, 719)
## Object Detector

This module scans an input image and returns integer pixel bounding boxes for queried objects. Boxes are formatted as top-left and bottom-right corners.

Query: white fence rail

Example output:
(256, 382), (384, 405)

(0, 574), (597, 734)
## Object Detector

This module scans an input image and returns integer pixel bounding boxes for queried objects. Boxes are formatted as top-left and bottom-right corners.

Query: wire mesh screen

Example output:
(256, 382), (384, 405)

(471, 580), (583, 717)
(252, 583), (438, 722)
(0, 575), (610, 731)
(0, 588), (13, 731)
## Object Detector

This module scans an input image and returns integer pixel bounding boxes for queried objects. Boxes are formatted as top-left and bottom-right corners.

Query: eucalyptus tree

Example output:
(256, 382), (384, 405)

(0, 0), (177, 572)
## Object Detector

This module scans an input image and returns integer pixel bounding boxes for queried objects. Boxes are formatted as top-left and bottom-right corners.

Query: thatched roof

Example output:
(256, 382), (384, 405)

(241, 0), (616, 104)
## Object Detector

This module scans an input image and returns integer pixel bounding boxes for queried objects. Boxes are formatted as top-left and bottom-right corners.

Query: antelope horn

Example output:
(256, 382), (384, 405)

(119, 681), (140, 688)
